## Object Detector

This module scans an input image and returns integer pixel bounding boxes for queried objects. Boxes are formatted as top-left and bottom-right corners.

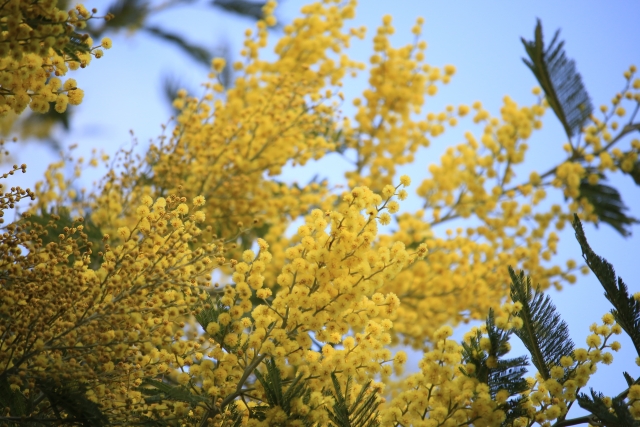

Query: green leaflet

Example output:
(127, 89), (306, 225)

(19, 208), (105, 268)
(250, 358), (314, 425)
(579, 183), (637, 237)
(522, 19), (593, 139)
(460, 309), (529, 426)
(577, 389), (640, 427)
(211, 0), (267, 21)
(37, 379), (108, 427)
(0, 375), (28, 419)
(195, 296), (233, 345)
(577, 171), (638, 237)
(195, 296), (227, 330)
(140, 378), (207, 406)
(221, 402), (246, 427)
(508, 268), (574, 381)
(101, 0), (148, 31)
(143, 26), (213, 67)
(571, 215), (640, 356)
(327, 372), (381, 427)
(521, 19), (637, 237)
(54, 32), (92, 63)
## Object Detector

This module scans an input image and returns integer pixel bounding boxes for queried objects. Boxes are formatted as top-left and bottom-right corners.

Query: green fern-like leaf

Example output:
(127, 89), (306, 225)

(254, 359), (284, 408)
(623, 372), (638, 388)
(143, 26), (213, 67)
(460, 309), (529, 397)
(577, 173), (638, 237)
(521, 19), (593, 139)
(327, 373), (381, 427)
(140, 378), (207, 406)
(508, 267), (574, 380)
(211, 0), (267, 20)
(219, 401), (245, 427)
(102, 0), (148, 31)
(460, 309), (528, 426)
(571, 215), (640, 356)
(38, 379), (108, 426)
(252, 358), (313, 425)
(577, 389), (640, 427)
(162, 74), (198, 115)
(195, 296), (231, 340)
(0, 375), (27, 418)
(53, 32), (92, 63)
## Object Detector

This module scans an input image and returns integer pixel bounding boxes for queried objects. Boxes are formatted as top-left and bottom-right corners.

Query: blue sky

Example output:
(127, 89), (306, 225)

(10, 0), (640, 411)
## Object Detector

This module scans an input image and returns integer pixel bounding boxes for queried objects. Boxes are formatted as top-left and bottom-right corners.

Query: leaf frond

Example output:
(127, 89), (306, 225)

(508, 267), (574, 380)
(143, 25), (213, 66)
(211, 0), (266, 20)
(577, 389), (640, 427)
(577, 172), (638, 236)
(104, 0), (149, 30)
(327, 372), (381, 427)
(571, 215), (640, 356)
(460, 309), (529, 426)
(521, 19), (593, 139)
(252, 359), (313, 425)
(38, 379), (108, 426)
(140, 378), (207, 405)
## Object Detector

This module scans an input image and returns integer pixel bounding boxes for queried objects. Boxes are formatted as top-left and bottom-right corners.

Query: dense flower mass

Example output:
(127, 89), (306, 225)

(0, 0), (110, 118)
(1, 0), (639, 425)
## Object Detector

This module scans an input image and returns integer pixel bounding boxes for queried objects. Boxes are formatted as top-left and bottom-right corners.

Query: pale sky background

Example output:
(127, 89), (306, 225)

(7, 0), (640, 415)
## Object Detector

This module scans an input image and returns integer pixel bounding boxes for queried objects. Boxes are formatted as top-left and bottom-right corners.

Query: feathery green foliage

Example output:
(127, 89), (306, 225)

(327, 373), (381, 427)
(100, 0), (148, 32)
(577, 389), (640, 427)
(37, 379), (108, 426)
(136, 378), (209, 426)
(143, 26), (213, 67)
(0, 376), (27, 421)
(140, 378), (207, 406)
(460, 309), (529, 426)
(212, 0), (267, 20)
(572, 214), (640, 356)
(521, 21), (640, 236)
(508, 268), (574, 380)
(624, 372), (635, 387)
(57, 33), (93, 64)
(460, 309), (529, 397)
(222, 402), (246, 427)
(577, 171), (638, 237)
(249, 358), (313, 425)
(521, 19), (593, 139)
(195, 296), (236, 349)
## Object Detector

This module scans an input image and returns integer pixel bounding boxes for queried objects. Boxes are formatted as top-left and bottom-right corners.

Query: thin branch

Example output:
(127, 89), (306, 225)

(552, 414), (598, 427)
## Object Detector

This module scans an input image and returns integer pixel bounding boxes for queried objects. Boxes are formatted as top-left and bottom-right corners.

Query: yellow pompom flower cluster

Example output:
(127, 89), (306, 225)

(0, 187), (223, 422)
(76, 180), (425, 423)
(95, 0), (365, 250)
(0, 0), (109, 116)
(383, 325), (505, 427)
(343, 15), (456, 192)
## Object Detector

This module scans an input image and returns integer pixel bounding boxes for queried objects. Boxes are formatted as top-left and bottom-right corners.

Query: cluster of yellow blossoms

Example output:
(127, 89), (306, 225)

(2, 0), (640, 425)
(0, 186), (219, 419)
(0, 0), (112, 116)
(383, 325), (504, 427)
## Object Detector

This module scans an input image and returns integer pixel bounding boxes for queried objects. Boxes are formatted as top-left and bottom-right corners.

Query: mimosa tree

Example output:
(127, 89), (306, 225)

(1, 1), (639, 425)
